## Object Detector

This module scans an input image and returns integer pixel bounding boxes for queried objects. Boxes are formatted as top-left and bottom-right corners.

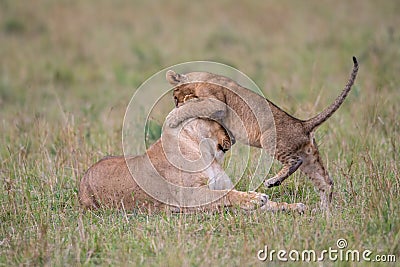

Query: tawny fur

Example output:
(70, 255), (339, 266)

(166, 57), (359, 208)
(79, 118), (305, 213)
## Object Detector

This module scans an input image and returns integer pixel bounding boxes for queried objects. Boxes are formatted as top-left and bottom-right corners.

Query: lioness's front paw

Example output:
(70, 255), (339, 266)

(258, 193), (269, 207)
(249, 192), (269, 208)
(237, 192), (269, 211)
(292, 203), (307, 214)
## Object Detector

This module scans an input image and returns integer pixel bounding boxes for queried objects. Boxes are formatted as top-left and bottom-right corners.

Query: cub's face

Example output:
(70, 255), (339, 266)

(167, 70), (194, 107)
(173, 84), (197, 108)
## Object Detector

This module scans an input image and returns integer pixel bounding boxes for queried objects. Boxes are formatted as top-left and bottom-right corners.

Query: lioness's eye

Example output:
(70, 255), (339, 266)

(174, 96), (178, 107)
(218, 144), (229, 153)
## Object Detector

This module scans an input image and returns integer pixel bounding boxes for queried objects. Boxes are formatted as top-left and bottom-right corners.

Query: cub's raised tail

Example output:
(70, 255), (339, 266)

(304, 56), (359, 133)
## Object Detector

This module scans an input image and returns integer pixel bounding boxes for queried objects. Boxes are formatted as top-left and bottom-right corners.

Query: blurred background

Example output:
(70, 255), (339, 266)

(1, 1), (398, 148)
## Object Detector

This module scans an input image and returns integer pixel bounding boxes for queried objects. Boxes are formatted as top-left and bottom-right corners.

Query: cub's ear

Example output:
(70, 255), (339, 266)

(166, 70), (187, 85)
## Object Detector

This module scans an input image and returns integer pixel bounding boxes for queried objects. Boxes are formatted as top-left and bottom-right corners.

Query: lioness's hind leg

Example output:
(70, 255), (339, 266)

(173, 190), (268, 213)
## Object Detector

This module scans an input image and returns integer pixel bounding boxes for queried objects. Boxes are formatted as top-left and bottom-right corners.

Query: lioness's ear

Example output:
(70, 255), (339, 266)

(166, 70), (187, 85)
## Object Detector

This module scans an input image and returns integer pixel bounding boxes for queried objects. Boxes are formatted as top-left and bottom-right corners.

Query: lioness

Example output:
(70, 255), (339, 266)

(79, 117), (305, 213)
(166, 57), (358, 208)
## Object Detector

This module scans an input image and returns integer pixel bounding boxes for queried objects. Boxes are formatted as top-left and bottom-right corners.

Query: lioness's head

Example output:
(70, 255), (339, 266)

(201, 118), (233, 153)
(161, 118), (234, 169)
(201, 119), (233, 165)
(179, 118), (234, 155)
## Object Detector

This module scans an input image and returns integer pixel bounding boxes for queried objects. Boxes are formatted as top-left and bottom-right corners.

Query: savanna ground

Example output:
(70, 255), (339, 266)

(0, 1), (399, 266)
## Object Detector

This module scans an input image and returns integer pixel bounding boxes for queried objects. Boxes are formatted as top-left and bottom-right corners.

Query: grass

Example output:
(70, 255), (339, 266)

(0, 0), (399, 266)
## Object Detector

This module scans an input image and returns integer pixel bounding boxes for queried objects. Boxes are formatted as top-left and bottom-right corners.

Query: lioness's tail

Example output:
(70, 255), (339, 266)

(304, 56), (359, 132)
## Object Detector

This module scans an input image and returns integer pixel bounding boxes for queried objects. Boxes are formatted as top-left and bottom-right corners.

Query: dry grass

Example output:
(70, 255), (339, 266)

(1, 0), (399, 266)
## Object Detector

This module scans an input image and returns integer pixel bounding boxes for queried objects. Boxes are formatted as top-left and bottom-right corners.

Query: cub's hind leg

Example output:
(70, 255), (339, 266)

(299, 140), (334, 209)
(300, 163), (333, 210)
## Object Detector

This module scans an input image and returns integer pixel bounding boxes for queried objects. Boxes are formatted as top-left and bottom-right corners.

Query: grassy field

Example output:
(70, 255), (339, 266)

(1, 0), (399, 266)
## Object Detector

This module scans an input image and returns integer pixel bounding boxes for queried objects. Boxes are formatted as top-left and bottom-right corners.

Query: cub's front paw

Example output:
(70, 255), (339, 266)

(165, 111), (181, 128)
(264, 177), (281, 188)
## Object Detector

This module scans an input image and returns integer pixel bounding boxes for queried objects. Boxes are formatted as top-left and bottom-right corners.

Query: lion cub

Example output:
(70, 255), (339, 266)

(166, 57), (358, 208)
(79, 117), (305, 213)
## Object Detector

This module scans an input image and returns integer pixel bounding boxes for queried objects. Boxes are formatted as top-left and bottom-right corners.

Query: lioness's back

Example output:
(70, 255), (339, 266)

(79, 156), (139, 209)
